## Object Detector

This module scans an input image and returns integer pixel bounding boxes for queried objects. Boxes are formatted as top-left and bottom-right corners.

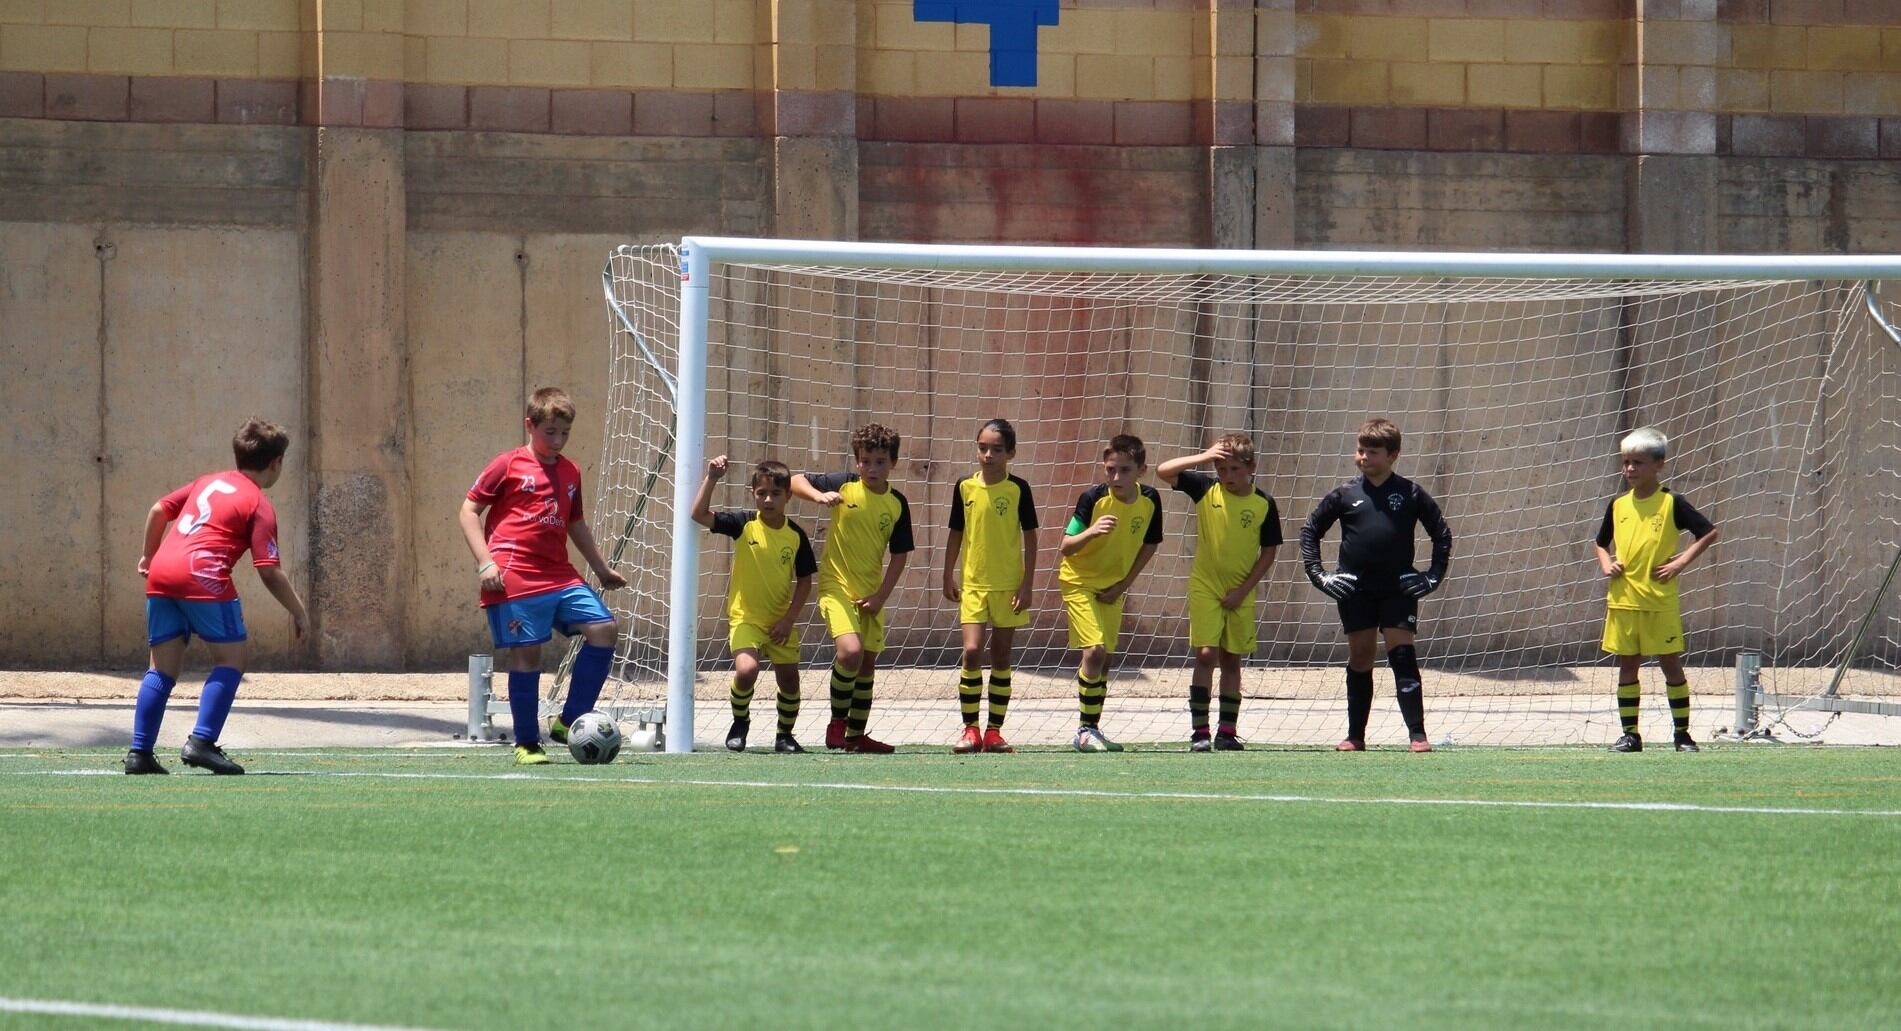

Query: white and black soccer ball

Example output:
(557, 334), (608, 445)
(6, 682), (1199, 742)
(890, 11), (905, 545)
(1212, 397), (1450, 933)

(566, 712), (622, 764)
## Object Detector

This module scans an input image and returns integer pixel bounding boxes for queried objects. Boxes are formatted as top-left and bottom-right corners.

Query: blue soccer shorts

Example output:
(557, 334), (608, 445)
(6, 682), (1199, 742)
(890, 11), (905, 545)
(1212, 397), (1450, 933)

(485, 584), (614, 649)
(147, 596), (248, 646)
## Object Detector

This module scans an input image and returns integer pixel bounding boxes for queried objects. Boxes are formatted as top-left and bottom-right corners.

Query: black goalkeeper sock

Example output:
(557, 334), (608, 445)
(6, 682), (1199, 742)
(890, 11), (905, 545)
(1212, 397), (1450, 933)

(1189, 682), (1211, 733)
(1346, 668), (1374, 742)
(1390, 644), (1426, 738)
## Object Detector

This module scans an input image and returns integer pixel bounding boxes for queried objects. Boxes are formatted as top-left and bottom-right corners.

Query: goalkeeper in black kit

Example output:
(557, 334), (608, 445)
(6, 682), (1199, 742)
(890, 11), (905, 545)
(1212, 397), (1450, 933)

(1300, 418), (1453, 752)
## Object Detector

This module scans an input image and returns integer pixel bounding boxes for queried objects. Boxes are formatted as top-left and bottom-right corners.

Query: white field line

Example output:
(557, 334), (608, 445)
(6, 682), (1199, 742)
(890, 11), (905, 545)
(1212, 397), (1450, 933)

(0, 996), (443, 1031)
(11, 766), (1901, 818)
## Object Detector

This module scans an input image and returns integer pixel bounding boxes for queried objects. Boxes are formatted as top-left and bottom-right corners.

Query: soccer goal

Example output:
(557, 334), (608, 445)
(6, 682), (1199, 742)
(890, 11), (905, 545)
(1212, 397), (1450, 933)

(588, 238), (1901, 752)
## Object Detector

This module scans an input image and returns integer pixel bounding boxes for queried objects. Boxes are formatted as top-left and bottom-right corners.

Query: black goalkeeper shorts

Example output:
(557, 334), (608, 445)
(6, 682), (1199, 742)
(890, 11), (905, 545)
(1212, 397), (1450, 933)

(1337, 591), (1417, 634)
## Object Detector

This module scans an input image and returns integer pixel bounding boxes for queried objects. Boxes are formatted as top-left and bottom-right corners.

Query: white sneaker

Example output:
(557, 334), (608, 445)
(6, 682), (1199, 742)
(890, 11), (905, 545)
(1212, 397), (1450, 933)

(1072, 726), (1122, 753)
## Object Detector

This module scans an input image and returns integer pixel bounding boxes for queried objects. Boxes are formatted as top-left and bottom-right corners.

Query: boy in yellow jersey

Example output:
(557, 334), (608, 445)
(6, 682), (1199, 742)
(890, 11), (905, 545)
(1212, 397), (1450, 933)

(792, 423), (916, 753)
(1059, 434), (1164, 752)
(1157, 433), (1282, 752)
(942, 419), (1039, 754)
(692, 456), (818, 753)
(1593, 427), (1719, 753)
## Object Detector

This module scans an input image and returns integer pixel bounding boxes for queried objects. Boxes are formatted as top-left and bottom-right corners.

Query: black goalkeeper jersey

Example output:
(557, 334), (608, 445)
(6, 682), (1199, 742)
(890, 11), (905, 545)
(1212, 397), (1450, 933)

(1299, 473), (1453, 593)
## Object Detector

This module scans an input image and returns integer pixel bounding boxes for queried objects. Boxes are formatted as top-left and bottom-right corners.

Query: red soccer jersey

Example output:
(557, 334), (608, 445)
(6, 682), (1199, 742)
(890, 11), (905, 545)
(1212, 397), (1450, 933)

(145, 471), (281, 601)
(467, 447), (587, 606)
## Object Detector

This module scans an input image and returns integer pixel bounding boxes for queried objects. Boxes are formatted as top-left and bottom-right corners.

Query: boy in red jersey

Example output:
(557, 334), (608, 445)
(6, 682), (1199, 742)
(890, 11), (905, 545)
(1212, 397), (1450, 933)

(126, 417), (310, 775)
(458, 388), (626, 765)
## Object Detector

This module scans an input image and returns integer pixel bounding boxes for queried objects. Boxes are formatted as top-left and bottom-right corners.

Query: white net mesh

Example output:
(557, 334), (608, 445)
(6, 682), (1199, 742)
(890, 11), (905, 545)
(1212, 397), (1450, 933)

(592, 244), (1901, 749)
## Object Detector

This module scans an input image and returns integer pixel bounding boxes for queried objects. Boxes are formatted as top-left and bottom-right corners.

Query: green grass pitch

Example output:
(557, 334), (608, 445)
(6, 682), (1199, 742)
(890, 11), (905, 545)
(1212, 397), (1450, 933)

(2, 746), (1899, 1030)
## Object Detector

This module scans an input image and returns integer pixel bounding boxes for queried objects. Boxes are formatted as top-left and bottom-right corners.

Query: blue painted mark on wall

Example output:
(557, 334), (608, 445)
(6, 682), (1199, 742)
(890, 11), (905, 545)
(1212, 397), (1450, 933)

(914, 1), (1059, 88)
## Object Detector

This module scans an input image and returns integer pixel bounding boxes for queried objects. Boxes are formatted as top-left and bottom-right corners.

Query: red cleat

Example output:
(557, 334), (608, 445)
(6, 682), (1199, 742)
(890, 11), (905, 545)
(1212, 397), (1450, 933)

(952, 725), (983, 754)
(1335, 738), (1365, 752)
(981, 728), (1015, 754)
(825, 719), (847, 750)
(843, 733), (895, 754)
(1408, 737), (1434, 753)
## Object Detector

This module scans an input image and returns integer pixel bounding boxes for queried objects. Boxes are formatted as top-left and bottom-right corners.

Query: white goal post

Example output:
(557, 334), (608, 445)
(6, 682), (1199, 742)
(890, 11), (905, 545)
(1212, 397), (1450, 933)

(592, 237), (1901, 753)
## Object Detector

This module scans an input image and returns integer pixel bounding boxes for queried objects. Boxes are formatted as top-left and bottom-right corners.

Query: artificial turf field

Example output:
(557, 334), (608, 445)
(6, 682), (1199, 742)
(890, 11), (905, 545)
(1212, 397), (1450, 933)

(2, 745), (1898, 1030)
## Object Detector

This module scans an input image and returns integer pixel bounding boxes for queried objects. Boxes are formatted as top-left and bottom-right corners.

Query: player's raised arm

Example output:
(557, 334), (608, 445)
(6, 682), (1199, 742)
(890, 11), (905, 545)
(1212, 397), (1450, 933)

(692, 455), (729, 528)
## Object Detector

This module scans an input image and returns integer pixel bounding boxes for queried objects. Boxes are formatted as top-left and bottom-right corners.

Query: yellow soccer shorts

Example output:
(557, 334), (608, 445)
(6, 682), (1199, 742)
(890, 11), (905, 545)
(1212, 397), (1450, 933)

(1602, 608), (1685, 657)
(1063, 587), (1124, 653)
(1188, 588), (1255, 655)
(818, 591), (886, 653)
(959, 587), (1031, 630)
(729, 621), (800, 667)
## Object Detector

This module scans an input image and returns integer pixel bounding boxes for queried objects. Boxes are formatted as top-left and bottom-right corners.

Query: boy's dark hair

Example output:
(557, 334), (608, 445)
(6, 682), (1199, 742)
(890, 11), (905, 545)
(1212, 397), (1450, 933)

(751, 460), (792, 490)
(1357, 418), (1402, 453)
(232, 417), (290, 472)
(1103, 433), (1146, 466)
(978, 418), (1017, 452)
(526, 387), (577, 425)
(851, 423), (901, 462)
(1215, 432), (1256, 465)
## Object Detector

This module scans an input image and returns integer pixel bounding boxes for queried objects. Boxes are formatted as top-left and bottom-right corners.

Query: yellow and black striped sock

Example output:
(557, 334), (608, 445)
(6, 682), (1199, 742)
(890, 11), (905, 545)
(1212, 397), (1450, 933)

(829, 663), (854, 722)
(776, 686), (799, 736)
(1667, 680), (1690, 735)
(986, 668), (1012, 729)
(1077, 672), (1108, 728)
(958, 668), (983, 727)
(730, 678), (754, 721)
(1218, 690), (1241, 734)
(1617, 681), (1641, 735)
(848, 674), (875, 737)
(1188, 682), (1211, 732)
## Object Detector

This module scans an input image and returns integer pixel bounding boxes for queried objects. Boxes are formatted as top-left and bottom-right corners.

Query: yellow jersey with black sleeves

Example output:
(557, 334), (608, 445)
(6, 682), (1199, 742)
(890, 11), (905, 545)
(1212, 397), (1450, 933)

(1596, 488), (1714, 613)
(948, 472), (1039, 592)
(707, 511), (817, 627)
(1173, 470), (1282, 595)
(1058, 483), (1164, 593)
(805, 471), (916, 599)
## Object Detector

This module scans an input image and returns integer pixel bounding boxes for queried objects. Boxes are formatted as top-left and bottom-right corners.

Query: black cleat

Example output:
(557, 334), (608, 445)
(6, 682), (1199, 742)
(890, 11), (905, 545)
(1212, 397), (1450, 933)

(1213, 731), (1245, 752)
(774, 734), (806, 754)
(180, 735), (244, 774)
(1189, 730), (1211, 753)
(123, 749), (169, 775)
(725, 719), (750, 753)
(1674, 733), (1700, 753)
(1609, 732), (1643, 753)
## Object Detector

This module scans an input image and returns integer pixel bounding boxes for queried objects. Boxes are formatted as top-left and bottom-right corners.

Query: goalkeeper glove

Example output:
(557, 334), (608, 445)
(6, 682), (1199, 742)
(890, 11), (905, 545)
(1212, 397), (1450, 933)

(1398, 570), (1441, 598)
(1307, 566), (1359, 601)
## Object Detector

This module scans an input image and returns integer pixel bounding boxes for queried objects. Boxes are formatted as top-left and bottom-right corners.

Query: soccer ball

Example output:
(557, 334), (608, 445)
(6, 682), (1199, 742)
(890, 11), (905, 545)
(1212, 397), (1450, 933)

(565, 712), (622, 764)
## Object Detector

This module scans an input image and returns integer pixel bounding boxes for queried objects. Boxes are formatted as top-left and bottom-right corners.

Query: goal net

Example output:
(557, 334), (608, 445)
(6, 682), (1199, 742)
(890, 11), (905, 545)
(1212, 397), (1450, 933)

(591, 239), (1901, 750)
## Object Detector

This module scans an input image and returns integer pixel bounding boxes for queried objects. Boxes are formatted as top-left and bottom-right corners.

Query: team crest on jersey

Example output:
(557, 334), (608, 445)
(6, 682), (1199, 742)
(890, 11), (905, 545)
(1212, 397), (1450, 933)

(993, 497), (1010, 517)
(879, 513), (893, 533)
(508, 618), (525, 634)
(266, 540), (279, 560)
(1240, 510), (1255, 528)
(778, 546), (793, 566)
(1129, 517), (1146, 534)
(1386, 493), (1405, 511)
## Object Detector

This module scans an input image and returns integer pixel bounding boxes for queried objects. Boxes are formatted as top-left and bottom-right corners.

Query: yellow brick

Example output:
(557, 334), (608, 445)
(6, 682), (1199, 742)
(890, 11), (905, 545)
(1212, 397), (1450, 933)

(362, 2), (403, 33)
(1075, 52), (1154, 100)
(1504, 19), (1605, 65)
(177, 28), (269, 74)
(1887, 29), (1901, 72)
(258, 27), (299, 75)
(1153, 54), (1196, 100)
(588, 40), (669, 88)
(671, 42), (752, 89)
(809, 0), (851, 46)
(1348, 16), (1426, 63)
(772, 39), (815, 89)
(1543, 64), (1613, 110)
(405, 0), (467, 37)
(508, 37), (590, 86)
(0, 1), (43, 25)
(1466, 62), (1539, 107)
(1770, 69), (1842, 113)
(1807, 26), (1883, 72)
(1035, 52), (1074, 97)
(1212, 54), (1251, 101)
(315, 0), (361, 31)
(1295, 14), (1346, 60)
(873, 1), (949, 50)
(402, 33), (424, 78)
(1390, 61), (1463, 106)
(714, 0), (753, 43)
(859, 46), (913, 93)
(0, 23), (87, 70)
(551, 0), (629, 41)
(1643, 21), (1721, 67)
(1428, 18), (1502, 63)
(1716, 67), (1769, 112)
(1051, 8), (1116, 55)
(215, 0), (298, 32)
(913, 48), (987, 95)
(51, 1), (131, 26)
(87, 26), (174, 73)
(1115, 9), (1193, 57)
(1636, 64), (1680, 109)
(427, 33), (507, 83)
(1294, 57), (1311, 102)
(132, 0), (214, 29)
(1844, 72), (1901, 116)
(1730, 25), (1804, 70)
(1308, 58), (1387, 105)
(324, 30), (403, 78)
(467, 0), (547, 39)
(953, 22), (985, 53)
(812, 42), (852, 91)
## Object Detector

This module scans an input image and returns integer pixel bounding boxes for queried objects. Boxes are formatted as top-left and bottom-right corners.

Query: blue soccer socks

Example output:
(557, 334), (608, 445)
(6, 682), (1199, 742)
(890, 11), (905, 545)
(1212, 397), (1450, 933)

(508, 670), (542, 747)
(189, 666), (242, 743)
(559, 642), (614, 726)
(130, 669), (178, 752)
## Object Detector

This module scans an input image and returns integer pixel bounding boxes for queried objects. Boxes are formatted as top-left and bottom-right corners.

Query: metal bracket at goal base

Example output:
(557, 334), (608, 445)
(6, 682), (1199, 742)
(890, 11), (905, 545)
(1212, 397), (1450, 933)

(464, 654), (667, 744)
(1727, 650), (1901, 741)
